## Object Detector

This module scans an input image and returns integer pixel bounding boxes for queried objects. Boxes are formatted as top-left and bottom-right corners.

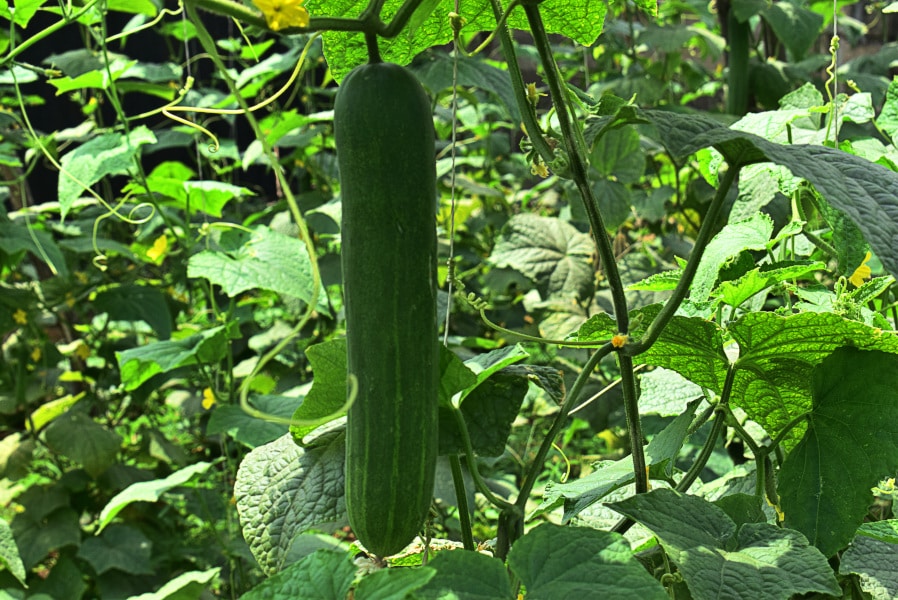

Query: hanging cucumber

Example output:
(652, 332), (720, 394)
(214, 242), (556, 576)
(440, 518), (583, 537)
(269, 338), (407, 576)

(334, 58), (439, 558)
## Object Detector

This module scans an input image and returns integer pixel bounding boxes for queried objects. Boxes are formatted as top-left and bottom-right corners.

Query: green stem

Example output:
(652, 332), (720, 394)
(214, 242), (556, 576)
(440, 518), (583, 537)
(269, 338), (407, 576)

(625, 164), (740, 356)
(0, 0), (100, 67)
(724, 4), (750, 115)
(619, 354), (647, 493)
(379, 0), (426, 37)
(490, 0), (555, 164)
(449, 454), (476, 551)
(450, 406), (515, 512)
(763, 412), (808, 453)
(522, 2), (629, 334)
(676, 365), (737, 493)
(517, 343), (615, 504)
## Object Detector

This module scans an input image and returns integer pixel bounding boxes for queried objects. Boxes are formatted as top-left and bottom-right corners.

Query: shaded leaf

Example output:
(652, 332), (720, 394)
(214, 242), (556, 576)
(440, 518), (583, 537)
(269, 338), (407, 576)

(241, 550), (355, 600)
(97, 462), (213, 533)
(507, 523), (667, 599)
(778, 348), (898, 557)
(44, 411), (121, 478)
(93, 284), (173, 339)
(415, 549), (514, 599)
(840, 532), (898, 600)
(608, 489), (840, 599)
(208, 395), (302, 449)
(489, 214), (595, 302)
(77, 525), (153, 575)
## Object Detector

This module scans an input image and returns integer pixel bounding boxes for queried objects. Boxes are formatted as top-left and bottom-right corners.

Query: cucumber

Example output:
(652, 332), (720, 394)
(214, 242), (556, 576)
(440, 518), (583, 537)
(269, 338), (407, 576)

(334, 61), (439, 557)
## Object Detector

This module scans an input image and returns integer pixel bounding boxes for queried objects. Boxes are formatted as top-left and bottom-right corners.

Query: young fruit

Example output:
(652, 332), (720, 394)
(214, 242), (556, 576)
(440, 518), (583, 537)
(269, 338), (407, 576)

(334, 61), (439, 558)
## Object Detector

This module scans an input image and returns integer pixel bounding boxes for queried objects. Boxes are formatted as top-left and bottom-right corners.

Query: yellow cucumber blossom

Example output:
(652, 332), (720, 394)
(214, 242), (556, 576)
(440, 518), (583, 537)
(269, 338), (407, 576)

(253, 0), (310, 31)
(848, 251), (872, 287)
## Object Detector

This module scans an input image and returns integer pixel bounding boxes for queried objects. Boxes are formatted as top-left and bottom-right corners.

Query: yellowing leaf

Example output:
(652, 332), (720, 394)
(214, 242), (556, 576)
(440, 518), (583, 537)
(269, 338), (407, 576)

(848, 251), (872, 287)
(252, 0), (310, 31)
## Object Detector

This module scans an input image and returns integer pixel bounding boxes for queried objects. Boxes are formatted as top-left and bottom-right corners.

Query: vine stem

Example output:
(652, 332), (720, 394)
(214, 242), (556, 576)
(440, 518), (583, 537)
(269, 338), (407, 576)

(521, 2), (629, 334)
(183, 2), (326, 427)
(625, 164), (740, 355)
(676, 365), (737, 492)
(489, 0), (556, 164)
(517, 343), (616, 506)
(448, 454), (476, 550)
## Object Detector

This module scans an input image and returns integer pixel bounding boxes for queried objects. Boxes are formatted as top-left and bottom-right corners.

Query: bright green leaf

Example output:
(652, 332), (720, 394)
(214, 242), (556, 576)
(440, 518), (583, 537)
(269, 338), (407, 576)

(116, 324), (237, 391)
(234, 429), (346, 575)
(57, 126), (156, 219)
(0, 519), (26, 586)
(128, 568), (220, 600)
(187, 225), (328, 313)
(415, 549), (515, 599)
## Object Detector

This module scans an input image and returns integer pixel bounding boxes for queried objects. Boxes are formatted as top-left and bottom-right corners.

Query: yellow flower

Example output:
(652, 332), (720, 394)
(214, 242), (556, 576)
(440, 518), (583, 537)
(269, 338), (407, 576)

(253, 0), (310, 31)
(146, 234), (168, 262)
(30, 347), (41, 362)
(75, 271), (89, 284)
(12, 309), (27, 325)
(202, 387), (216, 410)
(530, 159), (549, 178)
(848, 251), (872, 287)
(75, 341), (90, 361)
(611, 333), (628, 348)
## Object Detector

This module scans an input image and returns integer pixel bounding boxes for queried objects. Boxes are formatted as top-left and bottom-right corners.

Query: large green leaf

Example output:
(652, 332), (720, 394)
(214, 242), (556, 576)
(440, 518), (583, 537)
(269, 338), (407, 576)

(840, 525), (898, 600)
(96, 462), (213, 533)
(44, 411), (121, 478)
(643, 110), (898, 279)
(57, 126), (156, 219)
(241, 550), (356, 600)
(11, 507), (80, 570)
(577, 304), (730, 392)
(729, 312), (898, 448)
(77, 525), (153, 576)
(0, 519), (26, 586)
(489, 214), (595, 302)
(93, 284), (173, 340)
(778, 348), (898, 557)
(116, 323), (237, 391)
(608, 489), (840, 599)
(760, 1), (824, 60)
(355, 567), (436, 600)
(310, 0), (607, 82)
(128, 568), (220, 600)
(415, 550), (515, 599)
(0, 222), (69, 277)
(290, 339), (350, 441)
(234, 429), (346, 575)
(187, 225), (328, 313)
(506, 523), (667, 599)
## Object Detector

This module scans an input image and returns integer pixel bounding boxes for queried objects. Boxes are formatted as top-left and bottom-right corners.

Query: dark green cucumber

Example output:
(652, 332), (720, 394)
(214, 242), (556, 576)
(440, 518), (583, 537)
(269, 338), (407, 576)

(334, 61), (439, 557)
